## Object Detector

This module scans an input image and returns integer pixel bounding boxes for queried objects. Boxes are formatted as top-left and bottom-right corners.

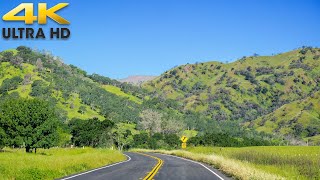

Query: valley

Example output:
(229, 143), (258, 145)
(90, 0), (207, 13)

(0, 46), (319, 180)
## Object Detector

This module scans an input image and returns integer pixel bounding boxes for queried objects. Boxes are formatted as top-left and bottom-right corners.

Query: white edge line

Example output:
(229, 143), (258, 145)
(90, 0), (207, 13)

(60, 154), (131, 180)
(155, 153), (225, 180)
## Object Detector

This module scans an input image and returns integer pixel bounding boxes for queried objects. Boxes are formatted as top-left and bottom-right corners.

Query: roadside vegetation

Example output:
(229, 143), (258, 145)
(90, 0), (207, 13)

(134, 146), (320, 180)
(186, 146), (320, 180)
(132, 149), (284, 180)
(0, 148), (125, 180)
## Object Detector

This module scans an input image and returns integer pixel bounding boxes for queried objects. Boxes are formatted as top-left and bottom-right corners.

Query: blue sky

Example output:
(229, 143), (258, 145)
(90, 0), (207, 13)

(0, 0), (319, 79)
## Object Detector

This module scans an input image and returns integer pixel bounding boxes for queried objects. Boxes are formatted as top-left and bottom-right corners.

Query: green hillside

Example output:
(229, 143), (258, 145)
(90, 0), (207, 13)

(0, 47), (143, 122)
(143, 47), (320, 144)
(249, 91), (320, 144)
(102, 85), (143, 104)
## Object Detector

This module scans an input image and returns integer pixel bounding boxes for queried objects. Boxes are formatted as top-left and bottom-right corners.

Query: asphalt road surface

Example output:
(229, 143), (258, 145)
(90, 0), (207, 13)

(59, 152), (231, 180)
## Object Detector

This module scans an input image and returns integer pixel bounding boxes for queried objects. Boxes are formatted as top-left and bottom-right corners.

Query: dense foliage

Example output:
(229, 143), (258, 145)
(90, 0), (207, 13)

(188, 133), (273, 147)
(69, 118), (114, 147)
(0, 98), (60, 152)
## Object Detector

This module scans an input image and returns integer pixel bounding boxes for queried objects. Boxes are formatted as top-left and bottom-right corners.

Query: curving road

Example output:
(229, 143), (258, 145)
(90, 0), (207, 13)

(59, 152), (231, 180)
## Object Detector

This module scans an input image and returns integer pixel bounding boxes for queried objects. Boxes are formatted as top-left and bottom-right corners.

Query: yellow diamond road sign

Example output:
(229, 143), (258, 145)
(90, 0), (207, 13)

(180, 136), (188, 143)
(181, 142), (187, 149)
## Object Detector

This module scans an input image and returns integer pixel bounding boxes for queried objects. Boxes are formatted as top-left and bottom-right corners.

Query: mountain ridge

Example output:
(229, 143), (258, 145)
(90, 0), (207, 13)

(119, 75), (157, 85)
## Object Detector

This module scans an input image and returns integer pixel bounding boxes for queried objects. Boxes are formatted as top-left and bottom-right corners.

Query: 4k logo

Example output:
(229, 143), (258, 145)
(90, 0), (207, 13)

(2, 3), (70, 25)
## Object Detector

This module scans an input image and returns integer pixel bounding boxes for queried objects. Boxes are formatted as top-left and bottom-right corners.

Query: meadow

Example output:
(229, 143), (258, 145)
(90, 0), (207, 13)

(134, 146), (320, 180)
(0, 148), (125, 180)
(187, 146), (320, 180)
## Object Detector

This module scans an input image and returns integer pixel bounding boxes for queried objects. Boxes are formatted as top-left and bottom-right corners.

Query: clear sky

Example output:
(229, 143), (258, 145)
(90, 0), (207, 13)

(0, 0), (319, 79)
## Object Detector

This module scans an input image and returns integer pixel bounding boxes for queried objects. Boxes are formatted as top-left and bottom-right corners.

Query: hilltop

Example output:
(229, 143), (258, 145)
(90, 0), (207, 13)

(119, 75), (157, 86)
(143, 47), (320, 144)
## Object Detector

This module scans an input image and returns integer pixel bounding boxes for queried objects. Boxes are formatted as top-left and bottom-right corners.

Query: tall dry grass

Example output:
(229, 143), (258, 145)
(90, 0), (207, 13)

(187, 146), (320, 179)
(132, 149), (284, 180)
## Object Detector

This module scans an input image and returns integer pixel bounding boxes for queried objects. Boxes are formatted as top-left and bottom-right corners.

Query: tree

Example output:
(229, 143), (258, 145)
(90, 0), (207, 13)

(30, 80), (51, 97)
(163, 134), (180, 148)
(69, 118), (114, 147)
(11, 56), (23, 68)
(0, 127), (6, 150)
(112, 123), (134, 151)
(162, 118), (184, 134)
(78, 106), (86, 114)
(17, 46), (32, 55)
(36, 58), (44, 71)
(293, 123), (304, 137)
(0, 51), (14, 62)
(0, 98), (60, 153)
(139, 109), (162, 135)
(0, 76), (23, 94)
(133, 133), (149, 148)
(22, 74), (32, 85)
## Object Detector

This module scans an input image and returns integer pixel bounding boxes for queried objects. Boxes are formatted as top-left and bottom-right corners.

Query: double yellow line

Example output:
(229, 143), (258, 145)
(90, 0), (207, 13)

(136, 152), (163, 180)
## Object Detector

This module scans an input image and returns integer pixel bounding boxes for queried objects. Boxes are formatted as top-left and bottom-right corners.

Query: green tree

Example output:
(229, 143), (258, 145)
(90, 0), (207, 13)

(1, 51), (14, 62)
(112, 123), (136, 151)
(132, 133), (149, 148)
(0, 76), (23, 94)
(0, 98), (60, 153)
(0, 127), (6, 150)
(163, 134), (180, 149)
(16, 46), (32, 55)
(69, 118), (114, 147)
(30, 80), (51, 97)
(78, 106), (86, 114)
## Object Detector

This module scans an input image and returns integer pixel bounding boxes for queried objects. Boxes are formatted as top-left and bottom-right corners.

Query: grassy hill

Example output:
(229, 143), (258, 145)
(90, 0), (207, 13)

(143, 47), (320, 144)
(248, 91), (320, 144)
(0, 47), (143, 122)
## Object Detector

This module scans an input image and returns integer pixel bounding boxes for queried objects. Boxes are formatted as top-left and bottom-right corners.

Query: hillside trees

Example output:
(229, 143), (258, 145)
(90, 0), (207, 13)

(0, 98), (60, 152)
(188, 133), (273, 147)
(0, 76), (23, 94)
(0, 51), (14, 62)
(30, 80), (51, 97)
(131, 132), (180, 149)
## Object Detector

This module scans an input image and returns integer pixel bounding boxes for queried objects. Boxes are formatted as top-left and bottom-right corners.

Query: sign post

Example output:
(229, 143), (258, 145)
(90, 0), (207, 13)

(180, 136), (188, 149)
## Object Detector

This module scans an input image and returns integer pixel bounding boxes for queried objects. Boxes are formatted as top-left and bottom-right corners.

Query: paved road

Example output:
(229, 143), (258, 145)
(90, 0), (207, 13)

(149, 153), (229, 180)
(59, 152), (231, 180)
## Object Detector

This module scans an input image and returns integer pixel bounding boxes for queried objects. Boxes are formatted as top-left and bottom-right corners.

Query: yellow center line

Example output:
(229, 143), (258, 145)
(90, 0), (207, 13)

(135, 152), (163, 180)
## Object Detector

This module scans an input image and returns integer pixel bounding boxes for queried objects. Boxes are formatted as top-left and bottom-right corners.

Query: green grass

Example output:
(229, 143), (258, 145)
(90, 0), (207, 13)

(0, 148), (126, 180)
(102, 85), (143, 104)
(186, 146), (320, 179)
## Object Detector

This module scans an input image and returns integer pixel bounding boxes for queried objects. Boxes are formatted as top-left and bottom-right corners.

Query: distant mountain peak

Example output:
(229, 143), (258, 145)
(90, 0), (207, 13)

(119, 75), (157, 85)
